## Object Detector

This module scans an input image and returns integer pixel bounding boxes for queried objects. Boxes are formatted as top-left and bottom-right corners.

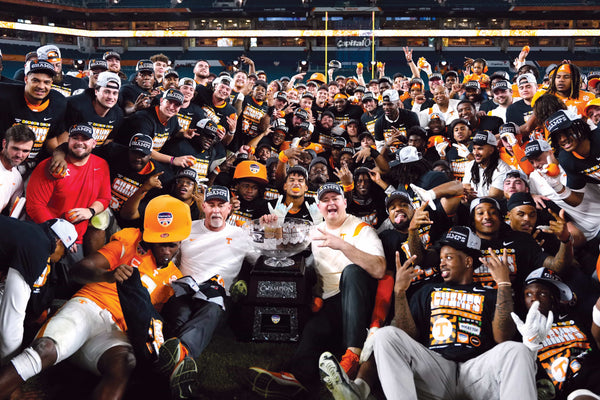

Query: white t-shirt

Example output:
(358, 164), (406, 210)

(463, 159), (512, 198)
(180, 220), (255, 294)
(312, 215), (385, 299)
(529, 167), (600, 240)
(0, 162), (23, 213)
(417, 99), (461, 127)
(488, 105), (508, 123)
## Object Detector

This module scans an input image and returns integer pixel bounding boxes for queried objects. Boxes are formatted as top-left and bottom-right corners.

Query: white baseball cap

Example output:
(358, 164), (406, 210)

(49, 218), (78, 249)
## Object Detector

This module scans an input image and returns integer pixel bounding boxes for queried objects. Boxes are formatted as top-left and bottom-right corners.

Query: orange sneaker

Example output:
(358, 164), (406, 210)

(339, 349), (360, 380)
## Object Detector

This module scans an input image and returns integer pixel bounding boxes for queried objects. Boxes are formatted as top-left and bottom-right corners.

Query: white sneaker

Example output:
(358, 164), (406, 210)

(319, 352), (363, 400)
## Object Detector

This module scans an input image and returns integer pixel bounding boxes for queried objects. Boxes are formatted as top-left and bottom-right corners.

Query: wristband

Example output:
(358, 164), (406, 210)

(170, 156), (175, 165)
(497, 282), (512, 287)
(370, 147), (380, 158)
(593, 304), (600, 327)
(88, 207), (96, 217)
(343, 182), (354, 192)
(278, 151), (289, 163)
(555, 186), (572, 200)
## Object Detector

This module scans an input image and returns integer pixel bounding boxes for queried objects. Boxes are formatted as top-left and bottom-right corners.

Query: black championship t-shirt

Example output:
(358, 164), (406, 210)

(176, 102), (206, 132)
(537, 316), (599, 397)
(558, 127), (600, 190)
(237, 96), (269, 141)
(361, 107), (383, 135)
(66, 88), (124, 146)
(410, 282), (497, 362)
(506, 99), (533, 126)
(373, 109), (420, 152)
(51, 74), (87, 97)
(160, 137), (218, 184)
(329, 104), (364, 127)
(116, 106), (181, 152)
(0, 83), (67, 161)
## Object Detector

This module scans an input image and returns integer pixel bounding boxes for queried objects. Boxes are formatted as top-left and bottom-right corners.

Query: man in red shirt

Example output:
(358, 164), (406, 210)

(26, 123), (111, 261)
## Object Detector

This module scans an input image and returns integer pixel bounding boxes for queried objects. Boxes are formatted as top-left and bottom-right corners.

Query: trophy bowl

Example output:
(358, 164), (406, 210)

(243, 218), (313, 267)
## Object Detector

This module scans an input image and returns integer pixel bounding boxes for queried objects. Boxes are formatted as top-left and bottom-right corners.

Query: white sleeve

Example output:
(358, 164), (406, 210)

(375, 140), (386, 152)
(0, 268), (31, 364)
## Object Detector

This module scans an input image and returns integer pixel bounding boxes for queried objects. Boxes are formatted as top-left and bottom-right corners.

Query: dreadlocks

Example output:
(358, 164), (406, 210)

(547, 62), (581, 100)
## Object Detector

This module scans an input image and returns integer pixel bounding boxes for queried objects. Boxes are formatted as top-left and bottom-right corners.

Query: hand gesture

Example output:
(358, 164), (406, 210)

(395, 253), (418, 293)
(268, 195), (292, 220)
(510, 301), (553, 352)
(314, 227), (347, 250)
(353, 147), (372, 164)
(334, 165), (353, 186)
(435, 141), (449, 159)
(540, 208), (570, 243)
(532, 229), (546, 248)
(230, 193), (241, 211)
(464, 57), (474, 68)
(134, 93), (151, 111)
(453, 143), (471, 158)
(500, 132), (517, 147)
(408, 201), (433, 232)
(239, 55), (254, 66)
(292, 72), (306, 81)
(403, 46), (413, 63)
(141, 171), (164, 192)
(479, 248), (511, 286)
(414, 94), (426, 105)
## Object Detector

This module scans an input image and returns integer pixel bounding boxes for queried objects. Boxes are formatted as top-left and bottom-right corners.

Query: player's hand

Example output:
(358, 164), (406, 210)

(134, 93), (151, 111)
(307, 202), (323, 224)
(453, 143), (471, 158)
(435, 141), (449, 158)
(173, 155), (195, 168)
(111, 264), (134, 283)
(141, 171), (163, 192)
(314, 227), (347, 251)
(408, 201), (433, 232)
(268, 195), (292, 220)
(542, 208), (570, 243)
(479, 248), (511, 286)
(48, 153), (68, 179)
(395, 253), (417, 294)
(182, 128), (197, 139)
(65, 207), (95, 223)
(403, 46), (413, 63)
(333, 165), (353, 187)
(510, 301), (553, 352)
(410, 184), (437, 211)
(227, 116), (237, 133)
(230, 193), (241, 211)
(353, 147), (372, 164)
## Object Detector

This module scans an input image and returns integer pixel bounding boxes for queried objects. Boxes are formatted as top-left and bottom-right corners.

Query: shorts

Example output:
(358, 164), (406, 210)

(37, 297), (131, 375)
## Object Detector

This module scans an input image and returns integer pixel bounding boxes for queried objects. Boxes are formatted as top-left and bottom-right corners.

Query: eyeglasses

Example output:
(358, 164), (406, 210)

(175, 178), (194, 187)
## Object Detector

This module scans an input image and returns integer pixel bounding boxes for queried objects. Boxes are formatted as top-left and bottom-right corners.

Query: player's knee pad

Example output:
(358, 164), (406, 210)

(11, 347), (43, 381)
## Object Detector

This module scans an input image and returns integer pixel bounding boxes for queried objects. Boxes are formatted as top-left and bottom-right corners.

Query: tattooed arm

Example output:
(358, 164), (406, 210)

(390, 253), (419, 339)
(481, 247), (516, 343)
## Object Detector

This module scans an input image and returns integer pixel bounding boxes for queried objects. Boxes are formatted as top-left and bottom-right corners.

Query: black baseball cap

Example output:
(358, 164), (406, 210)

(204, 185), (230, 202)
(196, 118), (219, 138)
(136, 59), (154, 73)
(286, 165), (308, 180)
(162, 88), (184, 105)
(309, 156), (328, 171)
(492, 80), (510, 92)
(438, 226), (481, 255)
(545, 110), (579, 133)
(176, 168), (197, 182)
(469, 197), (501, 213)
(385, 189), (412, 209)
(103, 51), (121, 61)
(68, 123), (94, 139)
(317, 182), (343, 200)
(525, 267), (574, 304)
(294, 108), (309, 121)
(524, 139), (552, 159)
(25, 60), (56, 77)
(128, 133), (153, 155)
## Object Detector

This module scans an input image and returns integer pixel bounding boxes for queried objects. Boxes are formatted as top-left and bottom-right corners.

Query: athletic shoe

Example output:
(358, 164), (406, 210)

(170, 357), (200, 399)
(339, 349), (360, 380)
(319, 352), (362, 400)
(157, 337), (189, 376)
(247, 367), (307, 399)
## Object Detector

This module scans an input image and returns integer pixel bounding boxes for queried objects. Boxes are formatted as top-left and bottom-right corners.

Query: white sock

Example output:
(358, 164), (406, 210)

(354, 378), (371, 400)
(11, 347), (42, 381)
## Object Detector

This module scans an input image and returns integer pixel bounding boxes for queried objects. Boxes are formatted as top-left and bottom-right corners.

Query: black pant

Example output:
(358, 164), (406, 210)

(288, 264), (377, 386)
(162, 294), (225, 358)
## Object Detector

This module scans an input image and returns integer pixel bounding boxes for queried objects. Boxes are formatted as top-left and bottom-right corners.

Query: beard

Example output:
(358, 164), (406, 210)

(391, 219), (410, 231)
(210, 215), (224, 229)
(68, 148), (91, 160)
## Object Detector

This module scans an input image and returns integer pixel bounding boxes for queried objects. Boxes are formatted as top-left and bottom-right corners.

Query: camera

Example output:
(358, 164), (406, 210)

(74, 59), (85, 71)
(298, 60), (309, 73)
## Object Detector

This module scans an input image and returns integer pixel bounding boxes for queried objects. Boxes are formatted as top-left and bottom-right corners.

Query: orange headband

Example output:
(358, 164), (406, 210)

(557, 64), (571, 75)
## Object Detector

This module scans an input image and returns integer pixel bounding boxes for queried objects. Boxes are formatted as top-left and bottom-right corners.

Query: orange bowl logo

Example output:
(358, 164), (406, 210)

(158, 212), (173, 226)
(249, 163), (260, 174)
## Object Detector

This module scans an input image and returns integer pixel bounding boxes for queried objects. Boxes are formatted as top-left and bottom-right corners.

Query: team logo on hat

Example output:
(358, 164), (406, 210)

(157, 211), (174, 226)
(249, 163), (260, 174)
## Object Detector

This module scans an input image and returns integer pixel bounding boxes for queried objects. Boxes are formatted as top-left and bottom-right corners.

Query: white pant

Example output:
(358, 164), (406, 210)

(373, 326), (537, 400)
(38, 297), (131, 375)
